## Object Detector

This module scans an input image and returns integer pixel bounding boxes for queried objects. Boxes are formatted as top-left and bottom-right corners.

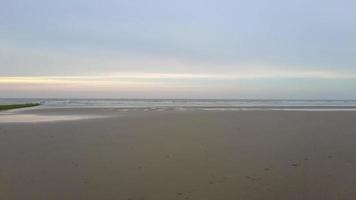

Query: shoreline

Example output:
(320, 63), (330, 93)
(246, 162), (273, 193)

(2, 107), (356, 123)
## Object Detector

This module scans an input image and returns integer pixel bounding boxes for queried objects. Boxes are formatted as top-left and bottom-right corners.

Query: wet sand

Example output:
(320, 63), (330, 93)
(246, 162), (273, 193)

(1, 108), (356, 200)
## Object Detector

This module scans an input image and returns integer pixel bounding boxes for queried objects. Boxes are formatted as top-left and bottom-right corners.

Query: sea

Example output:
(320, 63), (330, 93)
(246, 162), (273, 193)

(1, 98), (356, 111)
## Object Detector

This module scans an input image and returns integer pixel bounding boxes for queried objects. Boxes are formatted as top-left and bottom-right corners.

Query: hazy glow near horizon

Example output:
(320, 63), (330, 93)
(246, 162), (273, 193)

(1, 69), (356, 84)
(0, 0), (355, 98)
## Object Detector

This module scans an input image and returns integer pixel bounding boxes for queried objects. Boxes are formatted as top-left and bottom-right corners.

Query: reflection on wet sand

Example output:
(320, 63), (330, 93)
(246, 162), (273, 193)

(0, 113), (103, 123)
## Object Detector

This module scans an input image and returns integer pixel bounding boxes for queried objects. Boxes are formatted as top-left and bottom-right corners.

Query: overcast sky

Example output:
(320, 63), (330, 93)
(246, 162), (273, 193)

(0, 0), (355, 98)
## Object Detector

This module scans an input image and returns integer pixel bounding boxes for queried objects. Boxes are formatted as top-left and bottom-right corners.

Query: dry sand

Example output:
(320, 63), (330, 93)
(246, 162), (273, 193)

(1, 108), (356, 200)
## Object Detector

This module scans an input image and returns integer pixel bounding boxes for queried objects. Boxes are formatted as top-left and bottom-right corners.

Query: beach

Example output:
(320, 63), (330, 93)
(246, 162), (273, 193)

(1, 108), (356, 200)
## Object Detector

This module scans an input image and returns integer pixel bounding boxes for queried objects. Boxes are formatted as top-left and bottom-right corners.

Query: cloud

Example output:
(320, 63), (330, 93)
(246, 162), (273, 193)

(1, 68), (356, 84)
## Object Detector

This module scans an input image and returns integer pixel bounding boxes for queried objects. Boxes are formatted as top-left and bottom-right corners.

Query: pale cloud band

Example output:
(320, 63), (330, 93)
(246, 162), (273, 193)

(1, 71), (355, 99)
(1, 70), (356, 85)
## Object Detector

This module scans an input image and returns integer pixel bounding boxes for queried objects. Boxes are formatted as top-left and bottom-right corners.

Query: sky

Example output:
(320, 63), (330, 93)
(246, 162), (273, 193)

(0, 0), (355, 99)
